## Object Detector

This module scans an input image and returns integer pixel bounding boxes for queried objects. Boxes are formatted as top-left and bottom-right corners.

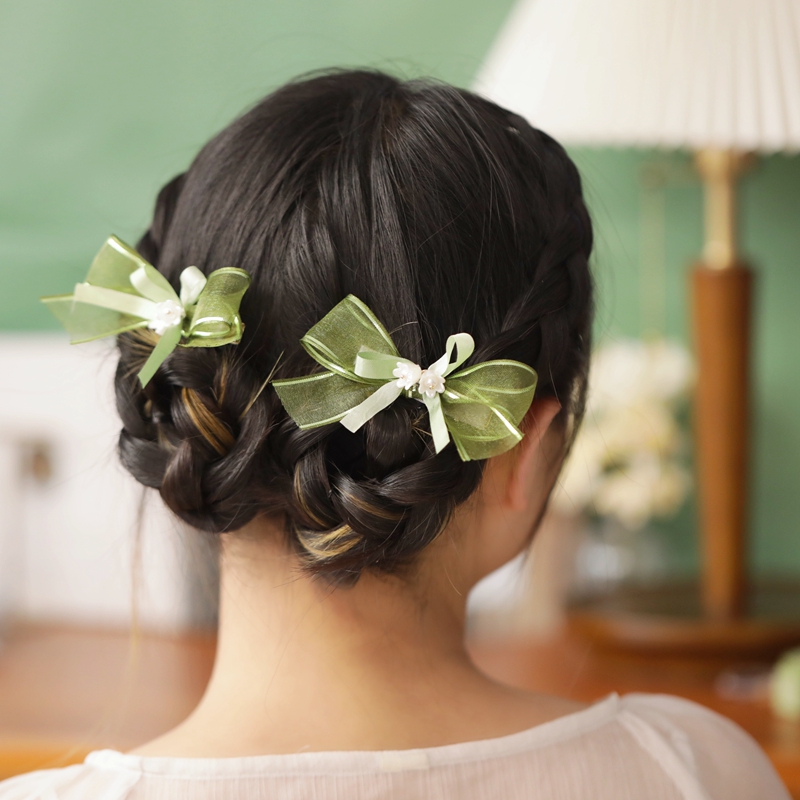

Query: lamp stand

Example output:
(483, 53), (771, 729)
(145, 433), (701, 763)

(567, 149), (800, 656)
(692, 148), (752, 620)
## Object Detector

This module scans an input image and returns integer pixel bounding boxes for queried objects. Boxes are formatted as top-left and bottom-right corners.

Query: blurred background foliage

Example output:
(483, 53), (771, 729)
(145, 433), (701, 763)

(1, 0), (798, 575)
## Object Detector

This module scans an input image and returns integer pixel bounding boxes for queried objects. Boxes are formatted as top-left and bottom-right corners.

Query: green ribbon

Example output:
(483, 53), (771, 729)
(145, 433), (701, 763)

(41, 236), (251, 387)
(272, 295), (538, 461)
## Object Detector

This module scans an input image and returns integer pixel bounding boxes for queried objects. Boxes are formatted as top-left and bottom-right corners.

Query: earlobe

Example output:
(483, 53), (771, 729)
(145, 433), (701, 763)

(507, 397), (563, 512)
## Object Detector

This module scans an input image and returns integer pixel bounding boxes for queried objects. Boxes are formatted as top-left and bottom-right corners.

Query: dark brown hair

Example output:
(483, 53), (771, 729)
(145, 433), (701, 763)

(115, 69), (594, 584)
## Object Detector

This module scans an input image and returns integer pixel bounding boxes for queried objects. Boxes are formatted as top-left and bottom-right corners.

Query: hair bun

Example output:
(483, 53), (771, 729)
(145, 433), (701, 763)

(114, 70), (593, 584)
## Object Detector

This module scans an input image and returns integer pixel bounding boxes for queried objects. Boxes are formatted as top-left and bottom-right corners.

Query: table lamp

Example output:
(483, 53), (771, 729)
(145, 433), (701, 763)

(476, 0), (800, 654)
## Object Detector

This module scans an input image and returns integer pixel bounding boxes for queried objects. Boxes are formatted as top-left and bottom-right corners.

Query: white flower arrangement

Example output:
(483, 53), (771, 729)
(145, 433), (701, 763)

(552, 338), (694, 530)
(147, 299), (186, 335)
(392, 361), (447, 398)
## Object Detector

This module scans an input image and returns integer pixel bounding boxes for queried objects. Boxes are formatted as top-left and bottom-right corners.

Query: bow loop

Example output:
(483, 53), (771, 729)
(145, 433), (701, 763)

(301, 295), (400, 380)
(272, 295), (538, 461)
(180, 267), (207, 306)
(186, 267), (250, 343)
(41, 236), (251, 387)
(430, 332), (474, 377)
(129, 263), (179, 304)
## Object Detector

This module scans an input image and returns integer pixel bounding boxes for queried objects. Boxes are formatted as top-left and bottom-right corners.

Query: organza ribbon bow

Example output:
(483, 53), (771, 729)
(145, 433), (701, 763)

(41, 236), (251, 387)
(272, 295), (538, 461)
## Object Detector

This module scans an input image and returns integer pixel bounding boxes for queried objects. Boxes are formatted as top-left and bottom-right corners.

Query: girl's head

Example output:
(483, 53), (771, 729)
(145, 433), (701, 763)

(116, 69), (593, 585)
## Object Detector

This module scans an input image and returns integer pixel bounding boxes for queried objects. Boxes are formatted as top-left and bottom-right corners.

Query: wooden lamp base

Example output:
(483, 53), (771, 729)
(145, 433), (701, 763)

(565, 260), (788, 659)
(564, 152), (798, 660)
(567, 580), (800, 657)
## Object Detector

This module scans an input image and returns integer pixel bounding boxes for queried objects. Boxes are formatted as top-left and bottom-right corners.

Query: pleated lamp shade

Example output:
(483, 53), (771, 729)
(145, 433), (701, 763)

(475, 0), (800, 657)
(475, 0), (800, 153)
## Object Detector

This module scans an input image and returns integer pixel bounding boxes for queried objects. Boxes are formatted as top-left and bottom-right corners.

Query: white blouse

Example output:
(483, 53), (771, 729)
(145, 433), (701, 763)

(0, 693), (789, 800)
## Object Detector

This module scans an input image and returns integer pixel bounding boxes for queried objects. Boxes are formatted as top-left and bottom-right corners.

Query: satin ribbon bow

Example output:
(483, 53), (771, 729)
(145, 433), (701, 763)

(272, 295), (538, 461)
(41, 236), (251, 387)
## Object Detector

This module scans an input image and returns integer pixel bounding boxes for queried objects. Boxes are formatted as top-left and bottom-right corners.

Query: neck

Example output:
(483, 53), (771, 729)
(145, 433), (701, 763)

(177, 518), (490, 755)
(129, 410), (584, 758)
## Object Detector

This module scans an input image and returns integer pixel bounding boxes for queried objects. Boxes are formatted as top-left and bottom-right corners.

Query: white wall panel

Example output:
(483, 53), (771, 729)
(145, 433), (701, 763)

(0, 334), (194, 631)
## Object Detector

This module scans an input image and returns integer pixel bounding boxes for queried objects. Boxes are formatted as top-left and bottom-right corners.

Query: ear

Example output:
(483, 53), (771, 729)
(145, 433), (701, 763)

(506, 397), (563, 512)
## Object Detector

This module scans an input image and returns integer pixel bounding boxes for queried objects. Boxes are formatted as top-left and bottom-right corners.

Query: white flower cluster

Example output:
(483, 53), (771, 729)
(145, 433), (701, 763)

(552, 338), (694, 530)
(147, 299), (185, 335)
(393, 361), (446, 398)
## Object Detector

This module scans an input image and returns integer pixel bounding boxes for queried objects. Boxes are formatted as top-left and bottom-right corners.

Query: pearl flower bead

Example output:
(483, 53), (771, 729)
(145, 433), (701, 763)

(418, 369), (445, 398)
(393, 361), (422, 390)
(148, 299), (185, 335)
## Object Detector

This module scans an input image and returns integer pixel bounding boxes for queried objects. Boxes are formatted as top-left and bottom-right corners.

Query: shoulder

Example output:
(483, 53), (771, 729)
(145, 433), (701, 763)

(0, 754), (140, 800)
(618, 693), (791, 799)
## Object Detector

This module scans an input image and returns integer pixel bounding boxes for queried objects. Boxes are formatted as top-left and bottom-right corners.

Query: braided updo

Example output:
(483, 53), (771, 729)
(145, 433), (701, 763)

(115, 70), (594, 584)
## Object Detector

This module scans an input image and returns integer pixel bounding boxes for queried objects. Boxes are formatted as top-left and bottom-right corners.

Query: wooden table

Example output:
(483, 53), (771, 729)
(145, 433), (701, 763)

(0, 624), (797, 796)
(0, 625), (214, 778)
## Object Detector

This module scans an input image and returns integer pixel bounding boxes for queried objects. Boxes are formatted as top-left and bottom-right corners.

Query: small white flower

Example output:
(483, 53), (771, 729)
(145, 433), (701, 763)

(393, 361), (422, 390)
(148, 299), (185, 335)
(418, 369), (445, 398)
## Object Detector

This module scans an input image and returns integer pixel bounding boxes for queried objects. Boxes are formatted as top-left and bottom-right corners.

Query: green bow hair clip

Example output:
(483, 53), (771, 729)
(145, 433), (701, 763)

(41, 236), (251, 387)
(272, 295), (538, 461)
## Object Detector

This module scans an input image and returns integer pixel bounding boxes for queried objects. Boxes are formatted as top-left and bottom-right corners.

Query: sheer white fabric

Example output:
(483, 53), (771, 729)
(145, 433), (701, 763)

(0, 693), (789, 800)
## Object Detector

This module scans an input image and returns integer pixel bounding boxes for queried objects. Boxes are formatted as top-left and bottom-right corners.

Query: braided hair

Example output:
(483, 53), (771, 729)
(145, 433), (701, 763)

(115, 70), (594, 584)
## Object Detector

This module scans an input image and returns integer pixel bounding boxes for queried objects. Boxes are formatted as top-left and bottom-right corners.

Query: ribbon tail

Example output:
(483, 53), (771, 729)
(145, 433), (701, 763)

(423, 395), (450, 453)
(340, 381), (403, 433)
(137, 323), (183, 387)
(73, 283), (158, 319)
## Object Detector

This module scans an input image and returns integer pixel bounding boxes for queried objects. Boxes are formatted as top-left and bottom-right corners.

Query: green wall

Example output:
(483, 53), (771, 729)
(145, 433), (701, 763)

(574, 150), (800, 576)
(2, 1), (798, 574)
(0, 0), (515, 319)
